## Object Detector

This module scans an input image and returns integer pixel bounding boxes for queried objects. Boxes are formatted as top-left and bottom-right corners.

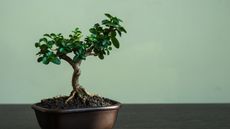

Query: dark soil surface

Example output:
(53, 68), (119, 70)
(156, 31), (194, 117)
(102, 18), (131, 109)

(36, 95), (116, 109)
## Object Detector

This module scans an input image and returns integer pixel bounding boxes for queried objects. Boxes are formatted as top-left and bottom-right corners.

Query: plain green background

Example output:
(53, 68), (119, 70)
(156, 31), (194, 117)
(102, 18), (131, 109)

(0, 0), (230, 104)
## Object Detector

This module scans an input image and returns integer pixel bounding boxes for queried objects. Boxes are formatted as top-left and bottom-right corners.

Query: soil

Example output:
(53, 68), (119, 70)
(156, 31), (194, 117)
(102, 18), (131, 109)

(36, 95), (115, 109)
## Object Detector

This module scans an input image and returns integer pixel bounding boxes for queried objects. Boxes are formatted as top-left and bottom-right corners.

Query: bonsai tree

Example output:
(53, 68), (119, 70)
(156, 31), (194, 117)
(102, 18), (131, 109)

(35, 14), (126, 104)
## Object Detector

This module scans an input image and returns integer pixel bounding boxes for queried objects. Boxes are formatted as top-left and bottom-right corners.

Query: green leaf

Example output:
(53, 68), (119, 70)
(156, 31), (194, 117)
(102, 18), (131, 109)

(35, 42), (40, 48)
(105, 13), (112, 18)
(111, 31), (116, 37)
(59, 47), (66, 53)
(74, 28), (80, 32)
(47, 41), (54, 46)
(117, 30), (122, 36)
(98, 54), (104, 60)
(57, 33), (62, 36)
(108, 41), (112, 45)
(51, 57), (61, 65)
(112, 17), (119, 24)
(50, 33), (56, 37)
(118, 18), (123, 22)
(118, 27), (127, 33)
(37, 57), (43, 62)
(40, 44), (48, 50)
(65, 47), (72, 53)
(104, 22), (116, 27)
(43, 34), (51, 38)
(89, 28), (97, 34)
(46, 51), (53, 56)
(102, 50), (106, 55)
(106, 50), (110, 55)
(102, 19), (110, 25)
(108, 47), (112, 50)
(39, 38), (47, 43)
(36, 51), (42, 55)
(111, 37), (120, 48)
(73, 54), (80, 63)
(94, 23), (100, 28)
(61, 42), (66, 47)
(78, 53), (86, 60)
(102, 40), (108, 46)
(42, 56), (49, 65)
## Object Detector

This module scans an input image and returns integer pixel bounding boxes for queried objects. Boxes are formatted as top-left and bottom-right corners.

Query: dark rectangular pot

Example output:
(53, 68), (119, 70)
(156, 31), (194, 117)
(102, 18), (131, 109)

(32, 100), (121, 129)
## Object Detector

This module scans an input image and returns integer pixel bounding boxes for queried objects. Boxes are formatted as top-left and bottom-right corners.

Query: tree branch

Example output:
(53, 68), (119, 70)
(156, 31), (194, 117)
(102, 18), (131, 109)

(86, 45), (93, 53)
(85, 45), (97, 56)
(58, 53), (76, 69)
(86, 52), (97, 56)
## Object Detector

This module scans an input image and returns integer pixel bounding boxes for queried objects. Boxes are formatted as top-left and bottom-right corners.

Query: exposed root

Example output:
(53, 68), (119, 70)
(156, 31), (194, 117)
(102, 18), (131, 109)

(65, 86), (98, 104)
(79, 86), (95, 96)
(65, 91), (76, 104)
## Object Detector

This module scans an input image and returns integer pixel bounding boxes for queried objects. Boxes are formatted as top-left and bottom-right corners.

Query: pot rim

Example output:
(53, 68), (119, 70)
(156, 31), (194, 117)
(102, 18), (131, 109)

(31, 99), (121, 113)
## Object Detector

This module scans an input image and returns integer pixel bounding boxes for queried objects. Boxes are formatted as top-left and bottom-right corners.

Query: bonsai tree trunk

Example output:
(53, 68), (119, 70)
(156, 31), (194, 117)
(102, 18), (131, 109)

(65, 65), (80, 103)
(72, 66), (81, 91)
(65, 64), (89, 103)
(58, 54), (90, 104)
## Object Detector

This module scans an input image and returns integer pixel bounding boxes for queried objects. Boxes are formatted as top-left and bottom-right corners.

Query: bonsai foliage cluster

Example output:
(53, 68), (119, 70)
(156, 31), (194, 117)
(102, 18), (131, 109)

(35, 14), (126, 103)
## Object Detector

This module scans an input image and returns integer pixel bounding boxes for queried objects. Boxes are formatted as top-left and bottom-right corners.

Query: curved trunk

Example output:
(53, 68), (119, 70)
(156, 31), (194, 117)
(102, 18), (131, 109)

(59, 54), (91, 103)
(72, 67), (81, 91)
(65, 65), (81, 104)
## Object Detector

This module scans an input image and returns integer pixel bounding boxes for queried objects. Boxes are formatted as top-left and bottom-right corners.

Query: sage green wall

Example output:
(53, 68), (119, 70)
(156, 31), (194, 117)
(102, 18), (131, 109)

(1, 0), (230, 104)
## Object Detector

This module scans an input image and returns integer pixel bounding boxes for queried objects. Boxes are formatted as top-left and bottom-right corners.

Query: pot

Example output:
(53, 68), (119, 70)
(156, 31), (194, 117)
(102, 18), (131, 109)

(32, 100), (121, 129)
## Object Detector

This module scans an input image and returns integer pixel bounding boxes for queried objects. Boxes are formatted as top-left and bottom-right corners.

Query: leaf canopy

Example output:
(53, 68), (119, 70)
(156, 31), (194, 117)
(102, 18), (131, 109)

(35, 13), (127, 65)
